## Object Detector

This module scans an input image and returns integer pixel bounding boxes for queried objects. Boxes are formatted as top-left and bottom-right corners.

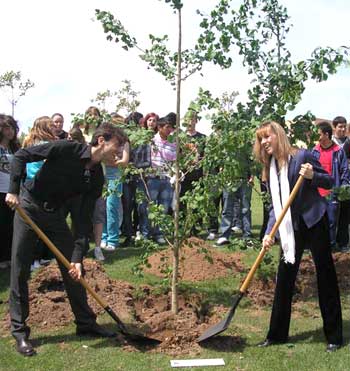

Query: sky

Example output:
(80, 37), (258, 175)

(0, 0), (349, 134)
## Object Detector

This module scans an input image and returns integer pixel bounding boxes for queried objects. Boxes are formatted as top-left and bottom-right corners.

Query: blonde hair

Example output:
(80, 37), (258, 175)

(23, 116), (56, 148)
(253, 121), (297, 180)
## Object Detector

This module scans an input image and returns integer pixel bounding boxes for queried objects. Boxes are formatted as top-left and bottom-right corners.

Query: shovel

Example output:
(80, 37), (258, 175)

(16, 205), (160, 344)
(197, 175), (304, 342)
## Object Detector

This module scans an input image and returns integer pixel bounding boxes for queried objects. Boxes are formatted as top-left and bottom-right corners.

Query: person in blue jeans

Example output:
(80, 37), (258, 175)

(216, 176), (253, 246)
(101, 141), (130, 251)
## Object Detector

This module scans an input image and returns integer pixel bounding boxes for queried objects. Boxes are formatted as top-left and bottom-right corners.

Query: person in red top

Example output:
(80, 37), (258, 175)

(312, 121), (349, 249)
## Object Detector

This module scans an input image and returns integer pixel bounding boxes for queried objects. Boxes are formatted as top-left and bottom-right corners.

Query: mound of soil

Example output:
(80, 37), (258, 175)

(247, 252), (350, 306)
(144, 237), (245, 281)
(1, 238), (348, 355)
(0, 256), (241, 355)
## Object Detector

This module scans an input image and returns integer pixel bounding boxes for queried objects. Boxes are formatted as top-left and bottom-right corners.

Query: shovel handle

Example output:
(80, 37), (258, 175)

(239, 175), (304, 293)
(16, 205), (109, 309)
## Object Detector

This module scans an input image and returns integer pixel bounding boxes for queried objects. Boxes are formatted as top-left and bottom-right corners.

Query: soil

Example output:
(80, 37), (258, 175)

(1, 237), (349, 356)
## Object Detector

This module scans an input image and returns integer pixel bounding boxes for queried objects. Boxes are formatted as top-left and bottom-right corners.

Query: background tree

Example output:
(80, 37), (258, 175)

(90, 79), (141, 116)
(0, 70), (34, 117)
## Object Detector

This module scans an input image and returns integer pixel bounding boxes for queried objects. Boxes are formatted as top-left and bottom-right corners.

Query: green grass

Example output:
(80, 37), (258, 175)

(0, 189), (349, 370)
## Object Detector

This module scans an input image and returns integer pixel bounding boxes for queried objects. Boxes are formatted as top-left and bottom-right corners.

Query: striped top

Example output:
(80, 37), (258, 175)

(151, 133), (176, 177)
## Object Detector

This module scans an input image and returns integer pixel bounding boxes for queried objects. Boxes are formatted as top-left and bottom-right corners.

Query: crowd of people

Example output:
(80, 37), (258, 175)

(0, 109), (350, 356)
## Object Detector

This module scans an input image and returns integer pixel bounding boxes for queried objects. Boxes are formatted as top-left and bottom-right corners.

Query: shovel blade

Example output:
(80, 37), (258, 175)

(197, 293), (243, 342)
(105, 306), (161, 344)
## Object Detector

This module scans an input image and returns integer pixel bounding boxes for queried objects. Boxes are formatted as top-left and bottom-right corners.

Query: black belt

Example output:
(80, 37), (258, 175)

(148, 175), (169, 180)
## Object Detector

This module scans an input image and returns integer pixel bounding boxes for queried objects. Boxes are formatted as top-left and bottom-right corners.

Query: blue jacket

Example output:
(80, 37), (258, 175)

(266, 149), (333, 234)
(311, 143), (349, 194)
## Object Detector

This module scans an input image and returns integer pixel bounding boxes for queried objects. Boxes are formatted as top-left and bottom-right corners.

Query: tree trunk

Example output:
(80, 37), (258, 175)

(171, 7), (182, 314)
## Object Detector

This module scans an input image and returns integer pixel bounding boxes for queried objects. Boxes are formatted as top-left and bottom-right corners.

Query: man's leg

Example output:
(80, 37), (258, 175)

(10, 209), (37, 341)
(218, 190), (234, 240)
(240, 183), (252, 238)
(45, 213), (97, 328)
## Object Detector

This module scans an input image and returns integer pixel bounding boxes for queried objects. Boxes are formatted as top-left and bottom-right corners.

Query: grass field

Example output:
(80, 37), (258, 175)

(0, 188), (349, 370)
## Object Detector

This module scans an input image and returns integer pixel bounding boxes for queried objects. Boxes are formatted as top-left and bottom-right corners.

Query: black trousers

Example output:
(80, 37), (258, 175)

(336, 200), (350, 247)
(267, 215), (343, 345)
(0, 192), (14, 262)
(10, 191), (96, 341)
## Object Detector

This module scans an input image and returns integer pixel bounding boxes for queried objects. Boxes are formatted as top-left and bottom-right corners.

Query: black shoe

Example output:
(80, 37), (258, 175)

(16, 338), (36, 356)
(257, 339), (284, 347)
(76, 323), (116, 338)
(326, 343), (341, 352)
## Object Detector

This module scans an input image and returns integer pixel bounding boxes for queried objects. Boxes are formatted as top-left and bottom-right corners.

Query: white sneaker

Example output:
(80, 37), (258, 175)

(104, 245), (116, 251)
(232, 226), (242, 234)
(135, 231), (142, 241)
(39, 259), (51, 266)
(94, 247), (105, 261)
(216, 237), (229, 246)
(100, 241), (107, 249)
(31, 260), (42, 271)
(207, 232), (216, 241)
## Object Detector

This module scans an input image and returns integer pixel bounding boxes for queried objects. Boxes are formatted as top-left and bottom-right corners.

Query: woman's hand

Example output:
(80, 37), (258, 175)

(299, 163), (314, 179)
(262, 234), (275, 250)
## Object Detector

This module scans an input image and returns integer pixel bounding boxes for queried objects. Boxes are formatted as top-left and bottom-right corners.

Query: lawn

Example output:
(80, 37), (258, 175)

(0, 188), (349, 370)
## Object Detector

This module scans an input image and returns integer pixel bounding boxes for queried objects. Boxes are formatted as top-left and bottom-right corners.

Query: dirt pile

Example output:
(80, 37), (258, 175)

(144, 237), (245, 281)
(247, 251), (350, 306)
(1, 239), (348, 355)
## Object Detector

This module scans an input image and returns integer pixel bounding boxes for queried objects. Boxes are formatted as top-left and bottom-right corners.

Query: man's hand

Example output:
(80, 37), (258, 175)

(299, 163), (314, 179)
(5, 193), (20, 209)
(262, 234), (275, 250)
(69, 263), (82, 281)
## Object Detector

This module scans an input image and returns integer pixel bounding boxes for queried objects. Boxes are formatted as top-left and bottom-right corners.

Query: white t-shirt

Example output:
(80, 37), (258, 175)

(0, 146), (14, 193)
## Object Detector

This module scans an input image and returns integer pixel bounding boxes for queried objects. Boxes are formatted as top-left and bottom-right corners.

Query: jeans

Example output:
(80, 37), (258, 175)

(219, 183), (252, 239)
(325, 199), (339, 247)
(147, 177), (173, 239)
(101, 167), (122, 247)
(122, 178), (150, 238)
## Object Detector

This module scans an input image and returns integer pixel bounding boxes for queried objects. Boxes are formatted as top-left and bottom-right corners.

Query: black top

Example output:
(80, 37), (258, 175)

(184, 131), (206, 182)
(57, 130), (69, 140)
(342, 137), (350, 159)
(9, 140), (104, 206)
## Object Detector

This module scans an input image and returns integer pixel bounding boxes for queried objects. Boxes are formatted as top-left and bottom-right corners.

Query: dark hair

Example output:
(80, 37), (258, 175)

(164, 112), (176, 127)
(90, 122), (128, 146)
(317, 121), (333, 139)
(68, 127), (85, 144)
(141, 112), (159, 129)
(51, 112), (64, 120)
(83, 106), (102, 135)
(157, 113), (176, 129)
(332, 116), (347, 127)
(0, 114), (20, 153)
(125, 112), (143, 126)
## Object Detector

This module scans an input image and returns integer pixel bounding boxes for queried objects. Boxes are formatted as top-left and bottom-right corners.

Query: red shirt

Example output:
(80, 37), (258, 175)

(315, 143), (339, 197)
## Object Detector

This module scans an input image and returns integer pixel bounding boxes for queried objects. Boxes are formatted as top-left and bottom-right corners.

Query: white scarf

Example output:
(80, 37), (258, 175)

(270, 157), (295, 264)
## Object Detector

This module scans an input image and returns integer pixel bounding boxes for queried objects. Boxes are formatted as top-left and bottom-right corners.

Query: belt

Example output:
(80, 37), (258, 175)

(148, 175), (169, 180)
(22, 189), (58, 213)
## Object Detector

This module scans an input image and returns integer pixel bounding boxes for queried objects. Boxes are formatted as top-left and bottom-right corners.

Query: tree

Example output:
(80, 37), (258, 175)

(0, 70), (35, 117)
(95, 0), (349, 314)
(90, 79), (141, 116)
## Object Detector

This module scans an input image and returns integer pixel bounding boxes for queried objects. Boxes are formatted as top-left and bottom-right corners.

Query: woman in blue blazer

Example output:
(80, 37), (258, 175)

(254, 121), (343, 352)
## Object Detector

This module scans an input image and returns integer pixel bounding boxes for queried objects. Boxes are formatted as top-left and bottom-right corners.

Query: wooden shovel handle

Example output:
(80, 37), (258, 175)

(239, 175), (304, 293)
(16, 205), (109, 309)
